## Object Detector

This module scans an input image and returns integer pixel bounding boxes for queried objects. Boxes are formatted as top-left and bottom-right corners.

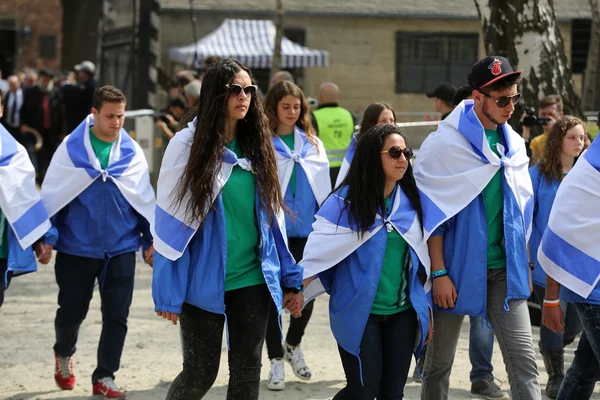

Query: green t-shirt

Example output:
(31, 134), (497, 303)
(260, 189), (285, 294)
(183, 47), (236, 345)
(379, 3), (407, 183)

(89, 127), (114, 169)
(0, 208), (8, 259)
(371, 198), (412, 315)
(279, 133), (296, 197)
(223, 136), (265, 291)
(483, 129), (506, 269)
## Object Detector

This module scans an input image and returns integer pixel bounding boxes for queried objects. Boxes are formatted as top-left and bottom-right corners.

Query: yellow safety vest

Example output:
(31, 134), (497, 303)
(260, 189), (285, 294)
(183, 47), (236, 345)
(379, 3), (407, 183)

(313, 106), (354, 167)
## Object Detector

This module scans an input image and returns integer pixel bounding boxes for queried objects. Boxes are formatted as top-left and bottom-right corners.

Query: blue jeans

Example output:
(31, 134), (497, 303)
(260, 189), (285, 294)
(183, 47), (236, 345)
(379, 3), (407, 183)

(334, 308), (418, 399)
(533, 284), (582, 352)
(557, 302), (600, 399)
(469, 316), (495, 382)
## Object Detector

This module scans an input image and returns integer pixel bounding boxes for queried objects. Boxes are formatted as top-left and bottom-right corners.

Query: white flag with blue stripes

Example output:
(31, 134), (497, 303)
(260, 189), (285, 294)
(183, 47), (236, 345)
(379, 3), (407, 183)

(335, 133), (358, 189)
(538, 138), (600, 299)
(414, 100), (533, 240)
(301, 186), (431, 303)
(42, 114), (155, 226)
(153, 118), (264, 261)
(0, 123), (51, 249)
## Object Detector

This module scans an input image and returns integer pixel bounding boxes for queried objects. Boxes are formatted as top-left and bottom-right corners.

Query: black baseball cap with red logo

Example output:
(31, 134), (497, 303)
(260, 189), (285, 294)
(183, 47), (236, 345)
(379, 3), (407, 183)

(467, 56), (522, 90)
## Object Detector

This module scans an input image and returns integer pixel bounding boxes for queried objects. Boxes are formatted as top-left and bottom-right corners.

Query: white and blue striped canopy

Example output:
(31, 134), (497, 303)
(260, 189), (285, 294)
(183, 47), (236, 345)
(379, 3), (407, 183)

(169, 19), (329, 68)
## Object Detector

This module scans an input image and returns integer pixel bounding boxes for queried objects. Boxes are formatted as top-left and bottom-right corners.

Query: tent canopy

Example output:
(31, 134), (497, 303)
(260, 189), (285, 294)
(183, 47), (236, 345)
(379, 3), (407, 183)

(169, 19), (329, 69)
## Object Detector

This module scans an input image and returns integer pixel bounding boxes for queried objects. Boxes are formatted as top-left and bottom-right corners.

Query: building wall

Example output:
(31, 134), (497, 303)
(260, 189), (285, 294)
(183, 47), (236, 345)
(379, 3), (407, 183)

(0, 0), (63, 73)
(160, 12), (574, 116)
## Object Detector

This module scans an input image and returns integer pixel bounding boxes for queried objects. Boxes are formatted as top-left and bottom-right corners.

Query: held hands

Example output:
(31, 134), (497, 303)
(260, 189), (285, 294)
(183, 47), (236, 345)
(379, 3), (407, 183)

(144, 243), (155, 267)
(432, 275), (458, 309)
(157, 311), (179, 325)
(283, 292), (304, 318)
(34, 242), (54, 265)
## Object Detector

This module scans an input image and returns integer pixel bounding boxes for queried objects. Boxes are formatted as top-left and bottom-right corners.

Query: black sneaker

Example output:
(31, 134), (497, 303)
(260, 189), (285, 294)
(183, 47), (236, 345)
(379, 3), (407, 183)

(470, 379), (509, 400)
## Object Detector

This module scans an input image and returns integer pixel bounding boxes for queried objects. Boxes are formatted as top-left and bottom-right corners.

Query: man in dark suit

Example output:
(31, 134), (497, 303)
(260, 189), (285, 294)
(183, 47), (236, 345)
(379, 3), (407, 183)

(20, 69), (63, 184)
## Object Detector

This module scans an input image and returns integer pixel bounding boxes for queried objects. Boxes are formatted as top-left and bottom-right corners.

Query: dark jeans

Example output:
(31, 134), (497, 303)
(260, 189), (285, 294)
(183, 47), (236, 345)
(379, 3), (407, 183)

(534, 284), (582, 352)
(0, 258), (12, 308)
(53, 251), (135, 384)
(557, 302), (600, 399)
(334, 308), (418, 400)
(167, 284), (271, 400)
(469, 316), (495, 382)
(265, 237), (315, 359)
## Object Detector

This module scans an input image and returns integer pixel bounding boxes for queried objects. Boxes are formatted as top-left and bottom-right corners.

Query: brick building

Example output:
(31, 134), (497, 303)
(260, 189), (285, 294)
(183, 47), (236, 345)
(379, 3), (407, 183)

(159, 0), (592, 117)
(0, 0), (63, 75)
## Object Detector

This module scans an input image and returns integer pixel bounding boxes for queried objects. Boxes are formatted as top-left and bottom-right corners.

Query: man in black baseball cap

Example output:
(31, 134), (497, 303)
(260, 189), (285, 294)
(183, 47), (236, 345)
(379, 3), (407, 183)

(418, 56), (542, 400)
(426, 83), (457, 119)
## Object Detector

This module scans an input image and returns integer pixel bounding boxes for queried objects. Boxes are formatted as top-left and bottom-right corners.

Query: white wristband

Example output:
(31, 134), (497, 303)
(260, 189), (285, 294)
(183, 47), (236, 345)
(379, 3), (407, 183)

(543, 299), (560, 305)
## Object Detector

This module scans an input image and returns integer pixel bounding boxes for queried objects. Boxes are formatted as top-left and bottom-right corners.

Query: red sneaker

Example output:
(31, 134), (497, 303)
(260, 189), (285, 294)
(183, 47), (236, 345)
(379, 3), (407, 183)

(54, 352), (75, 390)
(92, 377), (127, 399)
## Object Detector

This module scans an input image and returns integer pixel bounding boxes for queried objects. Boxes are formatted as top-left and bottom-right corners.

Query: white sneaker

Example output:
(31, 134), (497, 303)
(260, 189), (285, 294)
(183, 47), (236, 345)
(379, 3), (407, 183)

(267, 358), (285, 391)
(283, 342), (312, 381)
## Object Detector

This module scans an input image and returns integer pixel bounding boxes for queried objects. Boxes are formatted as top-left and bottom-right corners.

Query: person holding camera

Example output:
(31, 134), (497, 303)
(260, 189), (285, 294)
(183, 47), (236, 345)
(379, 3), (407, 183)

(522, 95), (564, 164)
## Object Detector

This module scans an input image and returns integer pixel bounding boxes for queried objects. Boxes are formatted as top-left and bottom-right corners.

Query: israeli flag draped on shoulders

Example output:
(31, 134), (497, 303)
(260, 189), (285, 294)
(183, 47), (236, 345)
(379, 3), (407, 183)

(414, 99), (533, 240)
(538, 138), (600, 300)
(0, 123), (51, 250)
(42, 114), (155, 225)
(334, 132), (358, 188)
(302, 185), (431, 303)
(272, 126), (331, 206)
(153, 118), (256, 261)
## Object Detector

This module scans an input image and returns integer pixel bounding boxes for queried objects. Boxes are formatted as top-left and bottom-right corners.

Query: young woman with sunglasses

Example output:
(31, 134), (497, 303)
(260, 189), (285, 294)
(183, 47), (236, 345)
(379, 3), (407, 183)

(528, 116), (588, 398)
(262, 81), (331, 391)
(335, 102), (396, 188)
(152, 59), (305, 399)
(302, 124), (432, 399)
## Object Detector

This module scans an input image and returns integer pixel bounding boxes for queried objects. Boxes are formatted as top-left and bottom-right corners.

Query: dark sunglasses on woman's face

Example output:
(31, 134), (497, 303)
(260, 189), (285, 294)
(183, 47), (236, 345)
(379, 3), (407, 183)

(381, 146), (413, 160)
(226, 84), (258, 97)
(477, 89), (522, 108)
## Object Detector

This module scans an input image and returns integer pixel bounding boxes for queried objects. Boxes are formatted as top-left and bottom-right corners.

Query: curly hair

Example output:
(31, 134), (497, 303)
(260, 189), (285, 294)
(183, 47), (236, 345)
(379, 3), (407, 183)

(356, 103), (396, 142)
(174, 59), (284, 223)
(263, 81), (317, 146)
(538, 115), (589, 182)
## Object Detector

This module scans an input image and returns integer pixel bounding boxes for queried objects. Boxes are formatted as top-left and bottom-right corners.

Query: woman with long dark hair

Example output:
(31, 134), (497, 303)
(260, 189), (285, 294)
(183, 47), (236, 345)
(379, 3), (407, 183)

(151, 59), (305, 399)
(528, 115), (588, 398)
(335, 102), (396, 187)
(262, 81), (331, 390)
(302, 124), (432, 399)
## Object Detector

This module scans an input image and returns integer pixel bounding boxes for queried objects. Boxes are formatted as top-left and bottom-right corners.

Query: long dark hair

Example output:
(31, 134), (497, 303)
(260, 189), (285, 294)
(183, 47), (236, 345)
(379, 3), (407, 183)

(538, 115), (589, 182)
(174, 59), (284, 223)
(339, 124), (423, 238)
(356, 102), (396, 142)
(263, 81), (317, 146)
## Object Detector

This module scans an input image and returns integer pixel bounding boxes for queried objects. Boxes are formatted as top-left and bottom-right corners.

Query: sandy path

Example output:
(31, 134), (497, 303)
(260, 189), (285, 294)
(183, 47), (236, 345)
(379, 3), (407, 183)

(1, 257), (598, 399)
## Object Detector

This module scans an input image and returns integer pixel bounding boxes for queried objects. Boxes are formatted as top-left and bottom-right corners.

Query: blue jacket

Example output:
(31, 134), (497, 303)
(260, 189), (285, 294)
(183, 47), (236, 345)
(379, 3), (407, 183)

(432, 174), (530, 316)
(52, 178), (152, 259)
(152, 192), (304, 315)
(4, 225), (58, 285)
(284, 165), (319, 239)
(315, 186), (431, 363)
(529, 164), (560, 288)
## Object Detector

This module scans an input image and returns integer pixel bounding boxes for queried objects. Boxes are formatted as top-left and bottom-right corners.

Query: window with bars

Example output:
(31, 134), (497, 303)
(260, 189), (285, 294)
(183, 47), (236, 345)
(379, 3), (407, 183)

(571, 19), (591, 74)
(395, 32), (479, 93)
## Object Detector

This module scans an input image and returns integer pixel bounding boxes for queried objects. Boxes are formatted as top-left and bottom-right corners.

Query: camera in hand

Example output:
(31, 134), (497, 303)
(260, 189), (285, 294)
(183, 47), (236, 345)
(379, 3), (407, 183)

(153, 113), (170, 124)
(522, 107), (551, 127)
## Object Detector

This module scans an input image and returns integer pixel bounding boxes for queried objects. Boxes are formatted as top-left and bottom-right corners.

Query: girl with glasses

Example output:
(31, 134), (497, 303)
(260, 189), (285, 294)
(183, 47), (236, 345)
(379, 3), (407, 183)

(262, 81), (332, 391)
(152, 59), (304, 399)
(302, 124), (432, 399)
(528, 116), (588, 398)
(335, 102), (396, 188)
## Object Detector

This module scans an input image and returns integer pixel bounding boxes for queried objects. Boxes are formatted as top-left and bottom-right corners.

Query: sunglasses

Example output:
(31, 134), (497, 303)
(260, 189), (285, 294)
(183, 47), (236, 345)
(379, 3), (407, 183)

(381, 146), (413, 160)
(477, 90), (522, 108)
(226, 84), (258, 97)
